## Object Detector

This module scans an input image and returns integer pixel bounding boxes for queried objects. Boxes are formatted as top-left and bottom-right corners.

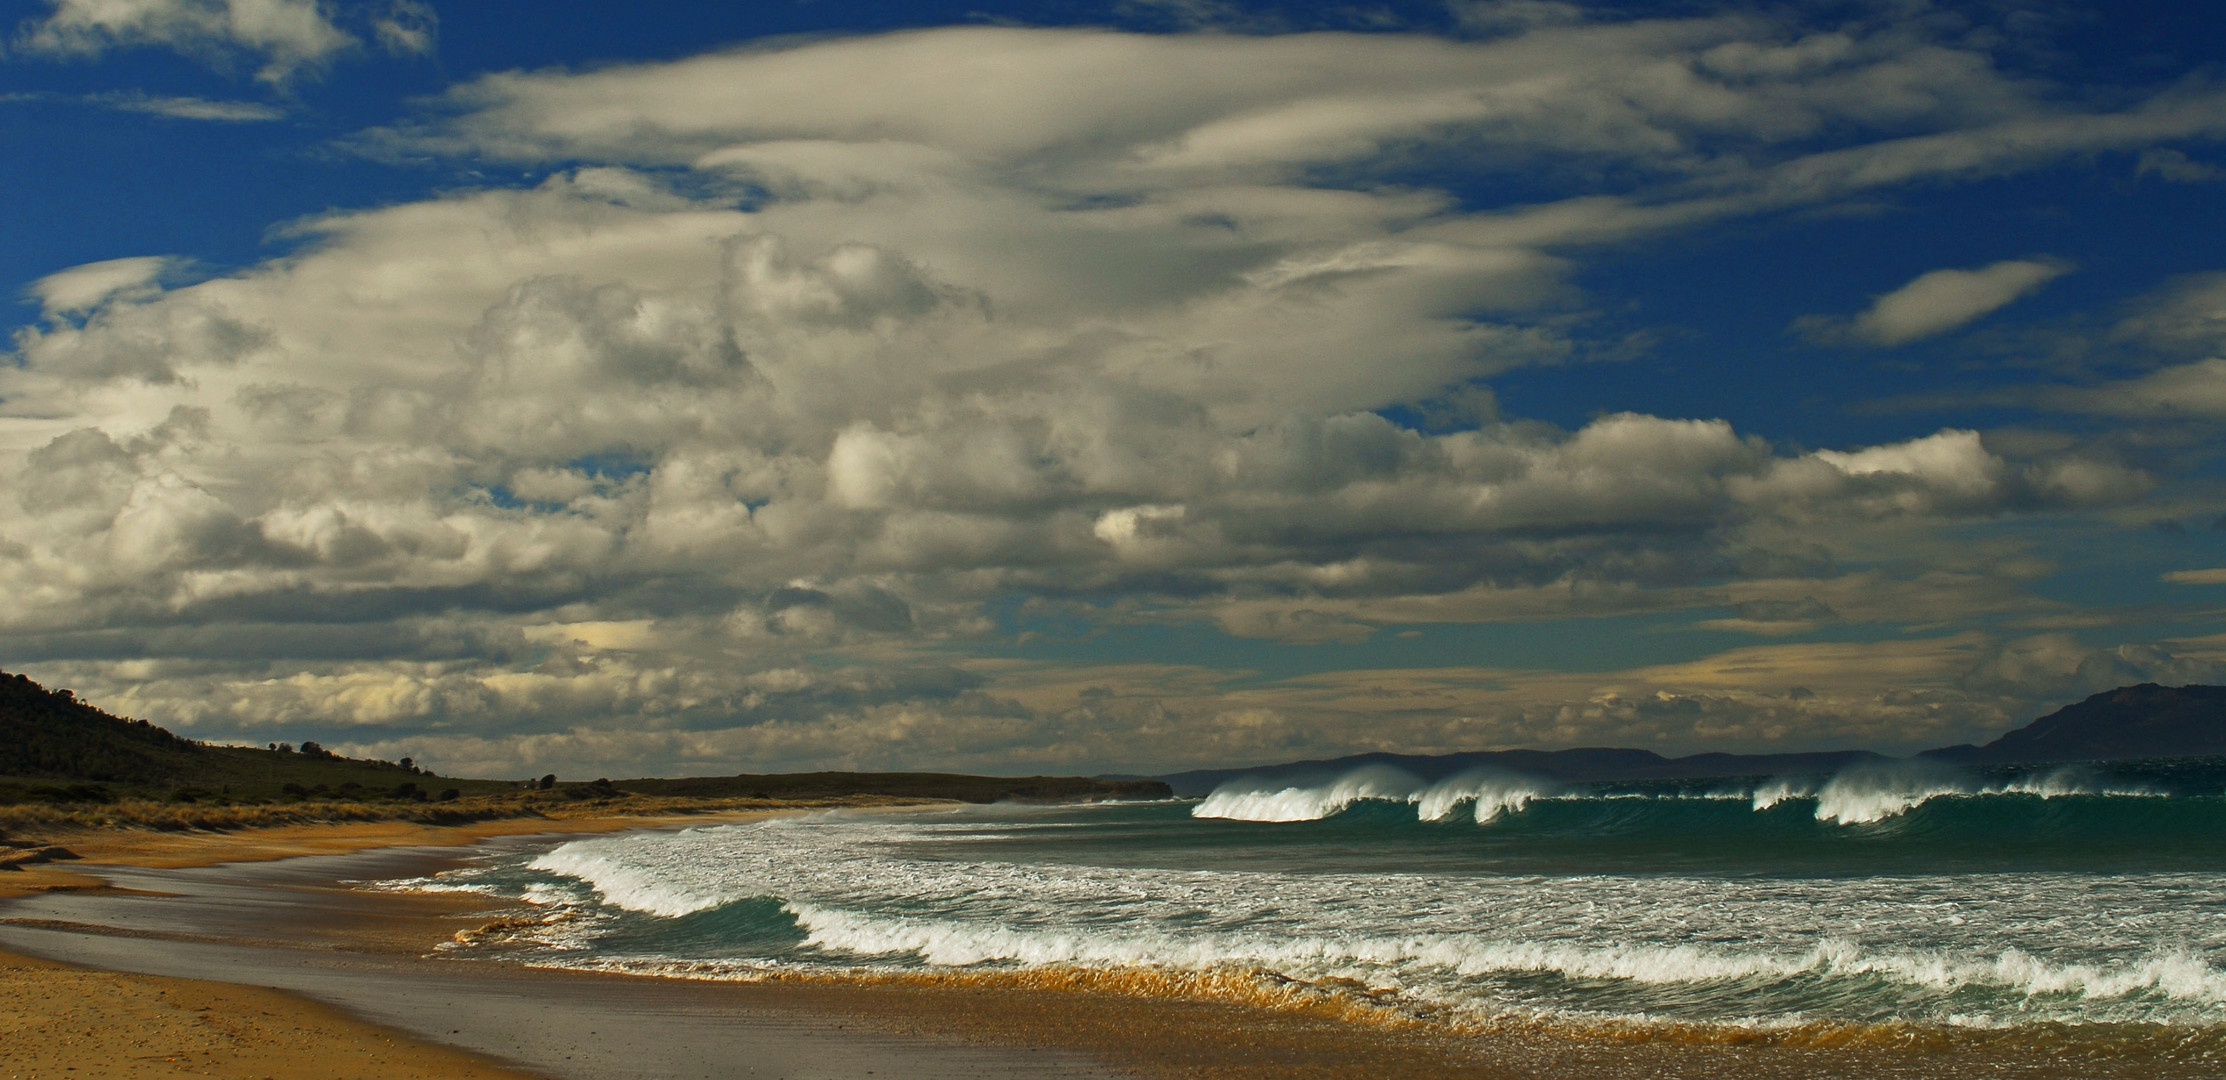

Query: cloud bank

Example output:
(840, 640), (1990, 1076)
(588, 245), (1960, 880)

(1, 15), (2215, 775)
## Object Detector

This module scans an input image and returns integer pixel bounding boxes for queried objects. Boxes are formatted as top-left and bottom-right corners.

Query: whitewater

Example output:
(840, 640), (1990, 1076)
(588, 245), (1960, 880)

(400, 757), (2226, 1039)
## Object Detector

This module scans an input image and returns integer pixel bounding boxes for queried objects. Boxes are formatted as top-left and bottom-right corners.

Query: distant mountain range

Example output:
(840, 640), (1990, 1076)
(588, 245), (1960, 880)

(1920, 683), (2226, 766)
(1154, 683), (2226, 796)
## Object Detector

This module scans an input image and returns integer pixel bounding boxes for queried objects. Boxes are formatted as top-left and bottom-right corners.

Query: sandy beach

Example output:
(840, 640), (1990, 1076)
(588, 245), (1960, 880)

(3, 812), (2215, 1080)
(0, 812), (1504, 1080)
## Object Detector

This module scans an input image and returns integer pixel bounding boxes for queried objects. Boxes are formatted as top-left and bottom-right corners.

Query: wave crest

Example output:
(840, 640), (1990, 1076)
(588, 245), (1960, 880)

(1191, 765), (1424, 822)
(1802, 765), (2158, 825)
(531, 838), (741, 916)
(1191, 766), (1558, 823)
(1416, 770), (1556, 823)
(1193, 762), (2167, 826)
(787, 902), (2226, 1005)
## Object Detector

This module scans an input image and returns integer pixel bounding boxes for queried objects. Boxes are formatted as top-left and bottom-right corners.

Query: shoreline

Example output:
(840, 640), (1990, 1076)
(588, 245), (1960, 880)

(5, 813), (2222, 1079)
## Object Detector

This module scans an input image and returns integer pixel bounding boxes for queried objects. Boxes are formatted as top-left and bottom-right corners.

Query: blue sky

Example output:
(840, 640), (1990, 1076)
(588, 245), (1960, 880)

(3, 0), (2225, 777)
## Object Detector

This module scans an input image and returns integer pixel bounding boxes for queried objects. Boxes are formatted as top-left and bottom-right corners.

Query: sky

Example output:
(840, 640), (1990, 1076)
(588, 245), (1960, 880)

(3, 0), (2225, 779)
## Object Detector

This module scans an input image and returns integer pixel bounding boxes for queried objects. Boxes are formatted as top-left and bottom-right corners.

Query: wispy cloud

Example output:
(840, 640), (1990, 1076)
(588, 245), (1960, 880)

(91, 91), (284, 120)
(2138, 147), (2224, 183)
(11, 0), (434, 84)
(1797, 259), (2075, 346)
(2, 89), (284, 120)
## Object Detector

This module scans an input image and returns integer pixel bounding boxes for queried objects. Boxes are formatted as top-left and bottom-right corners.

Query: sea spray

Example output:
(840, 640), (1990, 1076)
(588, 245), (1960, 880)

(1812, 761), (1976, 825)
(1189, 761), (2161, 828)
(1192, 765), (1556, 824)
(1742, 763), (2169, 824)
(1191, 765), (1424, 821)
(1415, 770), (1556, 823)
(1752, 777), (1814, 811)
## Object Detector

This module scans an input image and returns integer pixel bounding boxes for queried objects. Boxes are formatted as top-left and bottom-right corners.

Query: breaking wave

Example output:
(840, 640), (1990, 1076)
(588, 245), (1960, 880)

(1190, 764), (1427, 822)
(1194, 762), (2166, 826)
(1191, 765), (1558, 823)
(529, 844), (738, 917)
(1759, 764), (2161, 824)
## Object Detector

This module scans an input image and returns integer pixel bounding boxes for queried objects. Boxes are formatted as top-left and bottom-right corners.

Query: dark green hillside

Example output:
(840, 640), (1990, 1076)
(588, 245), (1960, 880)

(0, 669), (511, 805)
(0, 672), (200, 783)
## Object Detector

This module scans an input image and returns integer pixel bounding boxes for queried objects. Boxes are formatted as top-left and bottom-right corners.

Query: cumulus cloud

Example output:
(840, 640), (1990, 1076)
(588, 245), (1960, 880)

(0, 15), (2210, 772)
(12, 0), (433, 82)
(1800, 258), (2074, 346)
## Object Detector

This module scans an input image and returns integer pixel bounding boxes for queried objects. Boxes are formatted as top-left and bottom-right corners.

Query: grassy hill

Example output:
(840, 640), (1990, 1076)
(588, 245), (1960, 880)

(0, 670), (488, 807)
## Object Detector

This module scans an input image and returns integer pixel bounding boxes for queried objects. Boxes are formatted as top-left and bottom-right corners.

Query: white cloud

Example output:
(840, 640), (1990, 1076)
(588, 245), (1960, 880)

(1802, 258), (2073, 346)
(13, 0), (432, 82)
(370, 0), (432, 55)
(25, 255), (179, 318)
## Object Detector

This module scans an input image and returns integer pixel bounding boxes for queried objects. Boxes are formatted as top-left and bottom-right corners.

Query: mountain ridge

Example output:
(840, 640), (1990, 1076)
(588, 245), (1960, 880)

(1155, 683), (2226, 796)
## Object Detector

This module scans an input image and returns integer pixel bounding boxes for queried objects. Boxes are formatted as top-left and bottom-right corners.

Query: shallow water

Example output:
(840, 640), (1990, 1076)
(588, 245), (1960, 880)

(399, 757), (2226, 1067)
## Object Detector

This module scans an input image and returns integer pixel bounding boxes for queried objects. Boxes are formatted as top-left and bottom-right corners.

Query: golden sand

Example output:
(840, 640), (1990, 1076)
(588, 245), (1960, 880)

(0, 807), (799, 1080)
(0, 949), (543, 1080)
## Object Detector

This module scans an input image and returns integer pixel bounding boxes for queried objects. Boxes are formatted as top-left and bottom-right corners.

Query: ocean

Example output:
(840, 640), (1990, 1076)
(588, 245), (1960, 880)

(394, 757), (2226, 1068)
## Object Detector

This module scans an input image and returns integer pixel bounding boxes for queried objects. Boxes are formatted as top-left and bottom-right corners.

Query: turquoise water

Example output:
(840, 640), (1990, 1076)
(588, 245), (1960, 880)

(405, 758), (2226, 1037)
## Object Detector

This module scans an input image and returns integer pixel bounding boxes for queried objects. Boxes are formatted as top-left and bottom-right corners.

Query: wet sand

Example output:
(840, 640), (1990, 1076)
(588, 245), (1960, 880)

(4, 816), (2219, 1080)
(0, 834), (1486, 1080)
